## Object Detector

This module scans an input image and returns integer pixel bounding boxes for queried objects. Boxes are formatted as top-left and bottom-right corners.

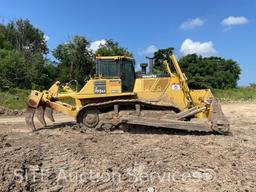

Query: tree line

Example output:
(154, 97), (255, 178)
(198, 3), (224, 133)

(0, 19), (241, 90)
(153, 48), (241, 89)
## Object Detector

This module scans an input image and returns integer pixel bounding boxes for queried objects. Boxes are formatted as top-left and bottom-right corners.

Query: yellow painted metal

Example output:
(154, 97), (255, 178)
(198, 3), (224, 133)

(163, 60), (173, 76)
(190, 89), (213, 105)
(190, 89), (214, 118)
(96, 56), (133, 60)
(46, 101), (77, 117)
(170, 54), (194, 106)
(27, 54), (215, 122)
(133, 75), (200, 110)
(79, 78), (122, 95)
(48, 81), (60, 96)
(27, 90), (43, 108)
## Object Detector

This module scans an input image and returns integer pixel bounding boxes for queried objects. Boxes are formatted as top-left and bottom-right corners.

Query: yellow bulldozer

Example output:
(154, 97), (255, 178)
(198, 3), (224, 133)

(25, 48), (230, 134)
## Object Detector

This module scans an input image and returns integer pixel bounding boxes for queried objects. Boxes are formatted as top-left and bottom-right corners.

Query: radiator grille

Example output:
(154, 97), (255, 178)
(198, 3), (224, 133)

(153, 79), (169, 91)
(143, 79), (156, 91)
(143, 79), (169, 91)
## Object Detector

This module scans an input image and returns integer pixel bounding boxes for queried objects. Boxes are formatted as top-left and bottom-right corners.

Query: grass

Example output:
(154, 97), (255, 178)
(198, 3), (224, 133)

(0, 88), (75, 110)
(0, 88), (30, 110)
(0, 85), (255, 110)
(213, 86), (256, 102)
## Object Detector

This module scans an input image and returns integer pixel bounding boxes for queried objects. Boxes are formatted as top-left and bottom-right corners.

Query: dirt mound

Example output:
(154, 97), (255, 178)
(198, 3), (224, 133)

(0, 103), (255, 191)
(0, 106), (24, 116)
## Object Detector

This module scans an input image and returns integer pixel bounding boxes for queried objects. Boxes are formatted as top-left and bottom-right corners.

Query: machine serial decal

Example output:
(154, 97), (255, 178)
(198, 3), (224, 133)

(94, 81), (106, 94)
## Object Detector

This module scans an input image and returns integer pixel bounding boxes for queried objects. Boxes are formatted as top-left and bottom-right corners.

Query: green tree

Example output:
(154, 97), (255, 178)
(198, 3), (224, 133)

(178, 54), (241, 89)
(96, 39), (132, 56)
(0, 49), (27, 88)
(4, 19), (48, 54)
(0, 24), (12, 50)
(0, 19), (56, 90)
(29, 53), (58, 89)
(153, 49), (241, 89)
(53, 35), (94, 85)
(153, 48), (172, 74)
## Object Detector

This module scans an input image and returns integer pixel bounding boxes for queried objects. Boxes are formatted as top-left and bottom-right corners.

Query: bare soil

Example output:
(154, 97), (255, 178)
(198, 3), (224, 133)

(0, 103), (255, 192)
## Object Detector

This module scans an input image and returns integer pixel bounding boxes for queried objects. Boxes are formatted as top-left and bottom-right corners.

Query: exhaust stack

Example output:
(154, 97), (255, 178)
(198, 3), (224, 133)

(140, 63), (148, 74)
(146, 56), (154, 74)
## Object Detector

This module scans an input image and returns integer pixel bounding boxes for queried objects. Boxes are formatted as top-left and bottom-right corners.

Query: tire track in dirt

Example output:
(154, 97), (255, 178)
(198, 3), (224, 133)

(0, 103), (256, 191)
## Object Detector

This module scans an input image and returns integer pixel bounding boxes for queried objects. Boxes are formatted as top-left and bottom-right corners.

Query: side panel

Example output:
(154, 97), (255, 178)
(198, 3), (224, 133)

(79, 80), (95, 95)
(73, 78), (136, 107)
(133, 77), (190, 110)
(79, 79), (122, 95)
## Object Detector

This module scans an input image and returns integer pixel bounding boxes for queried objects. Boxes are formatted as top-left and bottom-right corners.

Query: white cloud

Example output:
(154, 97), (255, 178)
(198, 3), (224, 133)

(43, 35), (50, 42)
(179, 18), (205, 30)
(89, 39), (106, 52)
(180, 38), (217, 57)
(222, 16), (248, 26)
(138, 45), (158, 55)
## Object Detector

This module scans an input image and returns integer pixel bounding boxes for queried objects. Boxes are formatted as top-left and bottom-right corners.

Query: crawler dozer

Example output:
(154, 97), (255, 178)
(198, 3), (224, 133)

(25, 49), (230, 134)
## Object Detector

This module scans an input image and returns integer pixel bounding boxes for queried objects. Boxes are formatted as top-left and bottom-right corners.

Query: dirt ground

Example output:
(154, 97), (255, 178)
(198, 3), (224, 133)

(0, 103), (255, 192)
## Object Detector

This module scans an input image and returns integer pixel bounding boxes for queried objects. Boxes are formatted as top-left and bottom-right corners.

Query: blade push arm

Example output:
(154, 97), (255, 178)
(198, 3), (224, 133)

(169, 54), (194, 106)
(162, 49), (194, 107)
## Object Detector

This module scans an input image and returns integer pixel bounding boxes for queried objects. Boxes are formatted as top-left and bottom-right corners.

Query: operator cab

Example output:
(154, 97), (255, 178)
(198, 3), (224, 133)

(96, 56), (135, 92)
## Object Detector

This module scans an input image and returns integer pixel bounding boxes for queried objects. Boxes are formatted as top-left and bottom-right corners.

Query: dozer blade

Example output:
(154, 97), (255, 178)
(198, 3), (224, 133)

(25, 107), (37, 131)
(45, 107), (55, 122)
(210, 98), (230, 134)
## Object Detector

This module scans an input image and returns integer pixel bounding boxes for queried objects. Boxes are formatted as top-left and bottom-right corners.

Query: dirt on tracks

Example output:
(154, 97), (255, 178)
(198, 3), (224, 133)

(0, 103), (255, 192)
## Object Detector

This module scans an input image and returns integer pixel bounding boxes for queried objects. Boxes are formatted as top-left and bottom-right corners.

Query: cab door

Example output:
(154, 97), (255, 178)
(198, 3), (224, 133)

(120, 60), (135, 92)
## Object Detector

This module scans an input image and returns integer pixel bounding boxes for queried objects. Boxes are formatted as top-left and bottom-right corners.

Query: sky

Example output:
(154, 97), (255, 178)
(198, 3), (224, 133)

(0, 0), (255, 85)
